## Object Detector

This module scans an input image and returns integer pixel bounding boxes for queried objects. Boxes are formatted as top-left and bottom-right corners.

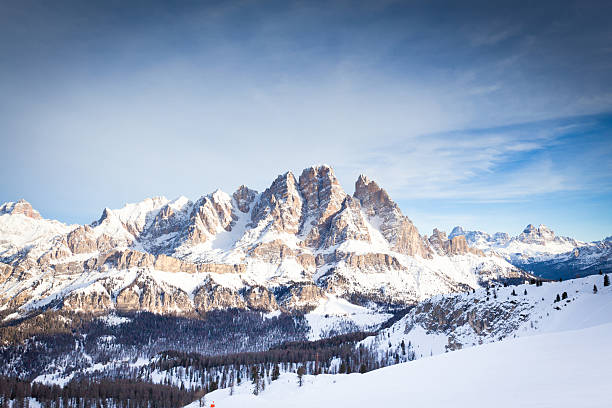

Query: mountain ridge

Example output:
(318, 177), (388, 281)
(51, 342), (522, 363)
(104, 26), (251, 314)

(1, 165), (531, 319)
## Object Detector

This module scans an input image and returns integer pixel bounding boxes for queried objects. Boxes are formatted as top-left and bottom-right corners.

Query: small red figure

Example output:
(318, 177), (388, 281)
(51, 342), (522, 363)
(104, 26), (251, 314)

(210, 402), (215, 408)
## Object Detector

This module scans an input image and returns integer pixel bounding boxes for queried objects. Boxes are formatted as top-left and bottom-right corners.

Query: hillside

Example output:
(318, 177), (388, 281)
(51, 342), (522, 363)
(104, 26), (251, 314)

(196, 322), (611, 408)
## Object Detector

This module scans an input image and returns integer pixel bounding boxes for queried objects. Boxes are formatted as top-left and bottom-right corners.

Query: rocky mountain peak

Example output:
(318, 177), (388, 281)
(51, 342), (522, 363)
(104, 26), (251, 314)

(450, 226), (465, 238)
(519, 223), (556, 244)
(353, 175), (395, 214)
(353, 175), (430, 258)
(298, 165), (347, 238)
(250, 171), (303, 234)
(93, 208), (114, 226)
(0, 199), (42, 220)
(186, 191), (237, 244)
(233, 185), (258, 213)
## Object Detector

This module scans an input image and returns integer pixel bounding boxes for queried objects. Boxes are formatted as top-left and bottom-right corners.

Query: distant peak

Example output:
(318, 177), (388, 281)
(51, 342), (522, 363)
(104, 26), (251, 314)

(0, 199), (42, 220)
(299, 164), (336, 181)
(450, 226), (465, 236)
(356, 174), (371, 185)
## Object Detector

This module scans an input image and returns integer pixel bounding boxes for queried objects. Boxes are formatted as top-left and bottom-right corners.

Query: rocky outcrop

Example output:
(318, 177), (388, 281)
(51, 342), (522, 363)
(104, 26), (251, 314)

(276, 283), (324, 312)
(429, 229), (484, 256)
(248, 240), (297, 263)
(63, 291), (112, 313)
(243, 286), (278, 311)
(322, 196), (371, 248)
(194, 283), (247, 313)
(250, 172), (303, 234)
(233, 185), (257, 213)
(298, 165), (347, 246)
(336, 252), (405, 271)
(0, 262), (13, 285)
(101, 249), (156, 270)
(186, 191), (236, 244)
(116, 279), (193, 314)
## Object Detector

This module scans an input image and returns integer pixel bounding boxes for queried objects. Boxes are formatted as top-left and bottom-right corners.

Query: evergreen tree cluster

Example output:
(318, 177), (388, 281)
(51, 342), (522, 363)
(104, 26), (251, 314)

(0, 376), (201, 408)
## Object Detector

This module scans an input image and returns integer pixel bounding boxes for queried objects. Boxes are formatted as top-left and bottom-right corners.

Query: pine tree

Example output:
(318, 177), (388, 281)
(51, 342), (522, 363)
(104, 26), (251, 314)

(562, 292), (568, 300)
(604, 274), (610, 287)
(524, 289), (527, 295)
(511, 289), (517, 296)
(555, 294), (561, 302)
(271, 364), (280, 381)
(297, 366), (305, 387)
(593, 285), (598, 294)
(251, 366), (260, 395)
(359, 364), (367, 374)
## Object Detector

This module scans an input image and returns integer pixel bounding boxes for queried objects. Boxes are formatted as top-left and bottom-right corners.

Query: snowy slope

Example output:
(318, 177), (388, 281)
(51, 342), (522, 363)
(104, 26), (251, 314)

(194, 322), (612, 408)
(360, 274), (612, 361)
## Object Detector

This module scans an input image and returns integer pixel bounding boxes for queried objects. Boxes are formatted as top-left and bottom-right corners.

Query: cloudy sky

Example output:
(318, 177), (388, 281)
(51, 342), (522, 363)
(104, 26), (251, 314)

(1, 0), (611, 241)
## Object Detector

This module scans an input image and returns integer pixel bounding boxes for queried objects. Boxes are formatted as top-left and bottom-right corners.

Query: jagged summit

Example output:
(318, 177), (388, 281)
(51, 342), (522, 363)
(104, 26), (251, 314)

(0, 199), (42, 220)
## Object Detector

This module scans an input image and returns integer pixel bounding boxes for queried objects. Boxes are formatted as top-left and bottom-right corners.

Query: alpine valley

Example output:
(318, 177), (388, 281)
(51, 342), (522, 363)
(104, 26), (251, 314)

(0, 165), (610, 406)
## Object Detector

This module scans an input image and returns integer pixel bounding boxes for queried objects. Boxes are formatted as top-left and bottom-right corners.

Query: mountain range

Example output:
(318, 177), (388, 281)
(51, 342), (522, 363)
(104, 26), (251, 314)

(1, 165), (609, 319)
(449, 224), (612, 279)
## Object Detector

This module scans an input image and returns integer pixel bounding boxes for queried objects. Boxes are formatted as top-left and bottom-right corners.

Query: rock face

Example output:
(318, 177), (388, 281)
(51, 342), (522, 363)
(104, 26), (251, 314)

(429, 229), (484, 256)
(251, 172), (303, 234)
(0, 165), (532, 317)
(233, 185), (257, 213)
(186, 191), (236, 244)
(354, 176), (431, 258)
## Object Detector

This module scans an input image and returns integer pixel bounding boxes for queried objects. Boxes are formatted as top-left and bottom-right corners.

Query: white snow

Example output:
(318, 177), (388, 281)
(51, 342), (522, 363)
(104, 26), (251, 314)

(305, 295), (392, 340)
(193, 322), (612, 408)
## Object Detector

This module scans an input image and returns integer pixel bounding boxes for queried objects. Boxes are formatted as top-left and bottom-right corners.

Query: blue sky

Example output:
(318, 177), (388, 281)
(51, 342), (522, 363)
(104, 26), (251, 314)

(1, 0), (611, 241)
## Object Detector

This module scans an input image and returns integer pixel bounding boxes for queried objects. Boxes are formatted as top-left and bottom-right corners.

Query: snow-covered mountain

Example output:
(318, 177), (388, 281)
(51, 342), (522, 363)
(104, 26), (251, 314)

(449, 224), (612, 279)
(0, 165), (528, 319)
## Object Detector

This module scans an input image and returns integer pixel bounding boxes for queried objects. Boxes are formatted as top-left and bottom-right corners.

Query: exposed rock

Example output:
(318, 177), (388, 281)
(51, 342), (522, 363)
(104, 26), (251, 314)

(186, 191), (236, 244)
(0, 262), (13, 285)
(53, 261), (86, 275)
(116, 285), (142, 311)
(323, 196), (370, 248)
(233, 185), (257, 213)
(354, 175), (431, 258)
(66, 226), (97, 254)
(63, 291), (112, 313)
(428, 229), (484, 256)
(298, 165), (347, 246)
(251, 172), (303, 234)
(336, 252), (405, 272)
(248, 240), (297, 263)
(242, 286), (278, 311)
(276, 283), (324, 312)
(99, 249), (155, 270)
(194, 283), (247, 313)
(0, 199), (42, 220)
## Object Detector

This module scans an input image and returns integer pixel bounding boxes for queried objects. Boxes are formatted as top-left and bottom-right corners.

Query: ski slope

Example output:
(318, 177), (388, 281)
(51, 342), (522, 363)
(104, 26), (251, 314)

(193, 322), (611, 408)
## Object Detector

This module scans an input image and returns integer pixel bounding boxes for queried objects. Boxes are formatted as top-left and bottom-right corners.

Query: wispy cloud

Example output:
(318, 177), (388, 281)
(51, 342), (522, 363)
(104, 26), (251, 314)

(342, 117), (611, 202)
